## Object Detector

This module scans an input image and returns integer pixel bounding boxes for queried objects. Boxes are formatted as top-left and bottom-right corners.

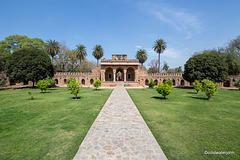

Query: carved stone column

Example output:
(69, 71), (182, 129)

(113, 69), (116, 82)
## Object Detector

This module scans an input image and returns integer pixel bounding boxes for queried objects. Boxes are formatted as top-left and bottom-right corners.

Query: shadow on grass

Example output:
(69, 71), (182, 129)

(93, 89), (102, 91)
(187, 92), (196, 94)
(72, 96), (82, 100)
(175, 86), (194, 89)
(48, 88), (58, 90)
(190, 96), (209, 100)
(151, 96), (167, 100)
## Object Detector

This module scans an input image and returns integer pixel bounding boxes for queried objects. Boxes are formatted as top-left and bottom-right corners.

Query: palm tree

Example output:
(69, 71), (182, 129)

(75, 44), (87, 71)
(153, 39), (167, 73)
(92, 45), (104, 66)
(46, 40), (60, 63)
(136, 49), (148, 66)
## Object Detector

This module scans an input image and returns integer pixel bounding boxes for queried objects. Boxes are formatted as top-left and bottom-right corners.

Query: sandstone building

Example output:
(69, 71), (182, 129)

(52, 54), (239, 88)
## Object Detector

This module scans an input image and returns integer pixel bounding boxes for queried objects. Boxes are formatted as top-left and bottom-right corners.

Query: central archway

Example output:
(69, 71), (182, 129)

(116, 67), (124, 81)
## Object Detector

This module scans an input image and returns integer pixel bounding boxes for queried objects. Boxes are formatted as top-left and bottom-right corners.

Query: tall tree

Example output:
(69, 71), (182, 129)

(162, 61), (169, 71)
(153, 39), (167, 73)
(136, 49), (148, 66)
(183, 50), (228, 82)
(46, 39), (60, 63)
(75, 44), (87, 71)
(5, 48), (54, 87)
(92, 45), (104, 66)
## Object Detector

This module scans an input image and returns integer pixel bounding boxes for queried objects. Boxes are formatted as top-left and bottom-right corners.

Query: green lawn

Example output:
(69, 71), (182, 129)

(127, 87), (240, 160)
(0, 87), (112, 159)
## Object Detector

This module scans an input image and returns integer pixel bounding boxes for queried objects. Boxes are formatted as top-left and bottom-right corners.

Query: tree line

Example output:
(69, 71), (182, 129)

(0, 34), (104, 73)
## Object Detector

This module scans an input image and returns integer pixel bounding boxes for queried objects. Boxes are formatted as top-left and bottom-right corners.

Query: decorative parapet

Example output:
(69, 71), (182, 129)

(147, 73), (183, 77)
(54, 72), (92, 76)
(101, 59), (139, 63)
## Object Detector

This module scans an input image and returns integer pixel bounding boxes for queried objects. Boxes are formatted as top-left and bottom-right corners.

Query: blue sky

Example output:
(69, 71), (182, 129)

(1, 0), (240, 69)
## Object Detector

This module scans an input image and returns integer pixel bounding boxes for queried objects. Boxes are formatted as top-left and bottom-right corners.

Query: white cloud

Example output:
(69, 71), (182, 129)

(138, 1), (202, 39)
(162, 48), (181, 59)
(135, 45), (142, 49)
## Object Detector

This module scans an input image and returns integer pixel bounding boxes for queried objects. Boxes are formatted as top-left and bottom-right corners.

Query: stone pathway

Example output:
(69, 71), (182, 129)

(73, 86), (167, 160)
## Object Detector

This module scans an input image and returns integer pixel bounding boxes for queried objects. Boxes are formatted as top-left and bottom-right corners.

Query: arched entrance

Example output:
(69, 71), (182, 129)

(145, 79), (149, 85)
(55, 79), (58, 85)
(105, 67), (113, 81)
(181, 80), (185, 86)
(90, 79), (94, 84)
(154, 79), (158, 85)
(224, 80), (230, 87)
(81, 79), (85, 85)
(126, 67), (135, 81)
(116, 67), (124, 81)
(172, 79), (176, 86)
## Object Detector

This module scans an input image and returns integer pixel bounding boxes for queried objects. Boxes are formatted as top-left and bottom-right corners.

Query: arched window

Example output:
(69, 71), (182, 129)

(154, 80), (158, 85)
(90, 79), (94, 84)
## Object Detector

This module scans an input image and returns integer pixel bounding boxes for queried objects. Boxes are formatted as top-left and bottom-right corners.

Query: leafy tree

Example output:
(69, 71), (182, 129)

(164, 79), (173, 87)
(148, 79), (156, 88)
(66, 77), (76, 89)
(183, 50), (228, 82)
(162, 61), (169, 71)
(69, 79), (81, 99)
(92, 45), (104, 66)
(46, 39), (60, 63)
(136, 49), (148, 66)
(153, 39), (167, 73)
(5, 48), (54, 87)
(156, 83), (173, 99)
(36, 79), (50, 93)
(93, 79), (102, 89)
(75, 44), (87, 71)
(45, 76), (55, 87)
(228, 35), (240, 56)
(201, 79), (219, 100)
(234, 79), (240, 90)
(193, 80), (202, 94)
(0, 34), (45, 53)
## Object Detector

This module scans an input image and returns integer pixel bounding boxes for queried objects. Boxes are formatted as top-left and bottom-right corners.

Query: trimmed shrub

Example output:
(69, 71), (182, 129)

(201, 79), (219, 100)
(36, 79), (50, 92)
(148, 79), (156, 88)
(156, 83), (173, 99)
(93, 79), (102, 89)
(193, 80), (202, 94)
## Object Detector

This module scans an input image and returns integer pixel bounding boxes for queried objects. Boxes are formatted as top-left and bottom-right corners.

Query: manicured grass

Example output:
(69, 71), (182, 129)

(127, 87), (240, 160)
(0, 87), (112, 159)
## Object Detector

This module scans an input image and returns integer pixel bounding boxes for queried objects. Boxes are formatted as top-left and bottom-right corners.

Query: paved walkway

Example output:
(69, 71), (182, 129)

(73, 86), (167, 160)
